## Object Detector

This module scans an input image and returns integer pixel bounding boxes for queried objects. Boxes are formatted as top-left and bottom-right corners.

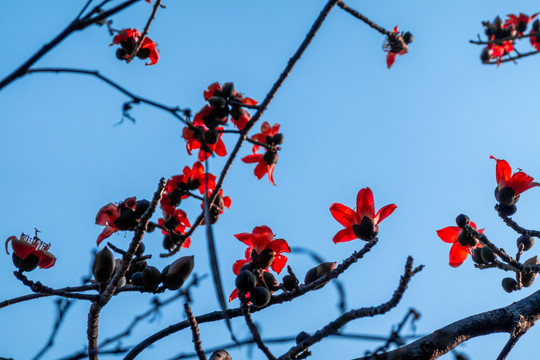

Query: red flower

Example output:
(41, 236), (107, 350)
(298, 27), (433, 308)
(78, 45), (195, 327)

(95, 197), (149, 245)
(165, 162), (216, 200)
(111, 28), (159, 65)
(234, 225), (291, 274)
(436, 222), (484, 268)
(242, 122), (282, 186)
(384, 26), (408, 69)
(487, 36), (514, 65)
(158, 208), (192, 249)
(330, 187), (397, 243)
(5, 233), (56, 269)
(505, 13), (538, 35)
(491, 155), (539, 204)
(182, 125), (227, 161)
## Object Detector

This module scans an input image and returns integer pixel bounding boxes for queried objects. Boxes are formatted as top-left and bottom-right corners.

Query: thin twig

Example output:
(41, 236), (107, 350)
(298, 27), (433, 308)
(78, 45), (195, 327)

(126, 0), (162, 63)
(495, 204), (540, 238)
(14, 271), (98, 302)
(185, 303), (207, 360)
(32, 299), (74, 360)
(337, 0), (390, 35)
(469, 31), (540, 45)
(497, 331), (526, 360)
(240, 295), (277, 360)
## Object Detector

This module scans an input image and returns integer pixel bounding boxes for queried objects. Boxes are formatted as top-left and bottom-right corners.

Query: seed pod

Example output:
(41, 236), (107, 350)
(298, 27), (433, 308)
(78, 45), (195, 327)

(402, 31), (414, 44)
(251, 249), (275, 269)
(522, 256), (539, 288)
(502, 277), (517, 293)
(208, 96), (227, 109)
(162, 256), (195, 290)
(92, 246), (116, 283)
(471, 248), (486, 265)
(304, 262), (337, 289)
(250, 286), (271, 308)
(142, 266), (162, 289)
(272, 133), (284, 145)
(116, 48), (128, 60)
(497, 187), (517, 206)
(221, 83), (235, 98)
(480, 247), (496, 263)
(480, 47), (490, 63)
(457, 231), (477, 247)
(262, 272), (280, 292)
(263, 151), (278, 165)
(295, 331), (310, 345)
(517, 235), (534, 251)
(352, 216), (378, 241)
(455, 214), (470, 229)
(209, 350), (231, 360)
(497, 203), (517, 216)
(131, 272), (144, 286)
(13, 253), (39, 272)
(235, 270), (257, 293)
(282, 274), (299, 291)
(239, 262), (255, 273)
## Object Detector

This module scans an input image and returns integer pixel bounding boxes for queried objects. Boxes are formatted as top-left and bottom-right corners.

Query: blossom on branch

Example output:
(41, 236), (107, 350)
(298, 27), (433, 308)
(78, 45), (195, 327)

(384, 26), (411, 69)
(163, 162), (216, 208)
(203, 82), (258, 130)
(201, 189), (231, 224)
(111, 28), (159, 65)
(504, 13), (538, 35)
(436, 222), (484, 268)
(242, 122), (283, 185)
(95, 197), (150, 245)
(5, 232), (56, 270)
(330, 187), (396, 243)
(490, 155), (539, 206)
(182, 125), (227, 161)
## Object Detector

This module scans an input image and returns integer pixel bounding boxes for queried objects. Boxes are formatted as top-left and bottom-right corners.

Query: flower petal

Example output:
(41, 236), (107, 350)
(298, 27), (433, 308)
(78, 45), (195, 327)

(386, 52), (397, 69)
(228, 288), (239, 302)
(436, 226), (461, 243)
(267, 239), (291, 254)
(374, 204), (397, 225)
(332, 227), (356, 244)
(233, 259), (249, 275)
(97, 226), (118, 245)
(490, 155), (511, 188)
(271, 255), (287, 274)
(254, 161), (268, 180)
(508, 172), (539, 195)
(330, 203), (358, 227)
(449, 242), (470, 268)
(268, 163), (276, 186)
(356, 188), (375, 220)
(242, 154), (264, 163)
(252, 226), (274, 252)
(234, 233), (253, 248)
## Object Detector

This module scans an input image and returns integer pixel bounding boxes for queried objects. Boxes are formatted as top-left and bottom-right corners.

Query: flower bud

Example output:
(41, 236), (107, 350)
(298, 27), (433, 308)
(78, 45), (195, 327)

(272, 133), (284, 145)
(263, 151), (278, 165)
(517, 235), (534, 251)
(250, 286), (271, 308)
(136, 47), (151, 59)
(471, 248), (486, 265)
(480, 47), (490, 63)
(92, 246), (116, 283)
(304, 262), (337, 289)
(142, 266), (162, 289)
(352, 216), (378, 241)
(497, 203), (517, 216)
(480, 247), (496, 263)
(262, 272), (279, 292)
(208, 96), (227, 109)
(282, 274), (299, 291)
(209, 350), (231, 360)
(235, 270), (257, 294)
(251, 249), (275, 269)
(131, 271), (144, 286)
(116, 48), (128, 60)
(12, 253), (39, 272)
(502, 277), (517, 293)
(162, 256), (194, 290)
(205, 129), (219, 145)
(239, 262), (255, 273)
(457, 231), (477, 247)
(295, 331), (310, 345)
(522, 256), (539, 288)
(455, 214), (470, 229)
(221, 83), (235, 98)
(496, 187), (517, 206)
(402, 31), (413, 44)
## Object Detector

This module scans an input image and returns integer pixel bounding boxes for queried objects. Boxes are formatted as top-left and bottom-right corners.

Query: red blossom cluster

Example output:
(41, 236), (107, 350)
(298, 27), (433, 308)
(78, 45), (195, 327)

(5, 232), (56, 271)
(95, 197), (150, 245)
(384, 26), (413, 69)
(111, 28), (159, 65)
(242, 122), (283, 185)
(480, 14), (540, 65)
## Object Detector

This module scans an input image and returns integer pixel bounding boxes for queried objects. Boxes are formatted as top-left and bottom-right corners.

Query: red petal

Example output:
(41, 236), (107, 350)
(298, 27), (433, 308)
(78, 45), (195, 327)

(95, 203), (120, 225)
(252, 226), (274, 253)
(198, 149), (211, 162)
(356, 188), (375, 220)
(386, 52), (397, 68)
(228, 288), (239, 302)
(436, 226), (461, 243)
(234, 233), (253, 247)
(267, 239), (291, 254)
(271, 255), (287, 274)
(449, 242), (470, 267)
(333, 227), (357, 244)
(11, 238), (37, 259)
(182, 237), (192, 248)
(204, 82), (222, 101)
(508, 172), (538, 195)
(37, 250), (56, 269)
(242, 154), (264, 163)
(254, 161), (268, 180)
(223, 196), (231, 209)
(374, 204), (397, 225)
(214, 138), (227, 157)
(329, 203), (358, 227)
(233, 259), (249, 275)
(490, 155), (511, 188)
(268, 164), (276, 186)
(97, 226), (117, 245)
(242, 97), (258, 106)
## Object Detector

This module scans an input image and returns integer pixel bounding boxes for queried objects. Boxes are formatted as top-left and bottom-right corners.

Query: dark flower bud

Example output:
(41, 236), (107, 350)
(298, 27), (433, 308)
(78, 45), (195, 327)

(134, 200), (150, 218)
(266, 135), (274, 145)
(533, 19), (540, 32)
(262, 272), (279, 292)
(145, 222), (156, 233)
(230, 106), (243, 120)
(12, 253), (39, 272)
(235, 270), (257, 293)
(221, 83), (235, 98)
(480, 47), (490, 63)
(142, 266), (162, 289)
(296, 331), (310, 345)
(163, 234), (175, 251)
(205, 129), (219, 145)
(497, 186), (517, 206)
(263, 151), (278, 165)
(522, 256), (539, 288)
(304, 262), (337, 289)
(352, 216), (379, 241)
(239, 262), (255, 273)
(135, 242), (145, 257)
(272, 133), (284, 145)
(471, 248), (486, 265)
(162, 255), (194, 290)
(250, 286), (271, 308)
(131, 271), (144, 286)
(92, 246), (116, 283)
(282, 274), (299, 291)
(116, 48), (128, 60)
(455, 214), (470, 229)
(209, 350), (231, 360)
(480, 247), (496, 263)
(136, 47), (151, 59)
(493, 16), (503, 31)
(402, 31), (414, 44)
(251, 248), (275, 269)
(457, 231), (478, 247)
(517, 235), (534, 251)
(208, 96), (227, 109)
(126, 259), (147, 280)
(497, 203), (517, 216)
(502, 277), (517, 293)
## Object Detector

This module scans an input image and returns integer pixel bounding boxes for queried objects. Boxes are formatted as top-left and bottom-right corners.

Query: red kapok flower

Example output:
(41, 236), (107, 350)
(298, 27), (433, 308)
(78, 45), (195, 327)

(436, 222), (484, 268)
(330, 187), (397, 243)
(201, 189), (231, 224)
(165, 162), (216, 201)
(384, 26), (408, 69)
(95, 197), (149, 245)
(203, 82), (258, 130)
(487, 36), (514, 66)
(491, 155), (539, 205)
(5, 232), (56, 270)
(182, 125), (227, 161)
(505, 13), (538, 35)
(111, 28), (159, 65)
(234, 225), (291, 274)
(242, 122), (282, 186)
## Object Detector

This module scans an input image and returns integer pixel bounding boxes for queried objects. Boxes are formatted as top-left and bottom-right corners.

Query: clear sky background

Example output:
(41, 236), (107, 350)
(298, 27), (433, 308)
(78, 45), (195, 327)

(2, 1), (540, 359)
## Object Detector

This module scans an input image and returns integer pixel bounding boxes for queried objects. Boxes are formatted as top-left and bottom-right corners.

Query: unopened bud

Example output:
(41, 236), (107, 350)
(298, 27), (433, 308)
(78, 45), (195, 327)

(480, 247), (496, 263)
(208, 96), (227, 109)
(162, 256), (194, 290)
(142, 266), (162, 289)
(502, 277), (517, 293)
(249, 286), (271, 308)
(295, 331), (310, 345)
(282, 274), (299, 291)
(131, 271), (144, 286)
(455, 214), (470, 229)
(235, 270), (257, 294)
(251, 249), (275, 269)
(517, 235), (534, 251)
(221, 83), (235, 98)
(402, 31), (414, 44)
(522, 256), (539, 288)
(304, 262), (337, 289)
(92, 246), (116, 283)
(262, 272), (279, 292)
(209, 350), (231, 360)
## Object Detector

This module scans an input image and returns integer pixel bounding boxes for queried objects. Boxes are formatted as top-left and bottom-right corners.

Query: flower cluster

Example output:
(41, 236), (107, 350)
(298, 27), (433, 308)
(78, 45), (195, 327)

(480, 14), (539, 65)
(182, 82), (257, 161)
(111, 28), (159, 65)
(330, 187), (397, 243)
(384, 26), (412, 69)
(242, 122), (283, 185)
(437, 219), (484, 268)
(95, 197), (150, 245)
(6, 232), (56, 271)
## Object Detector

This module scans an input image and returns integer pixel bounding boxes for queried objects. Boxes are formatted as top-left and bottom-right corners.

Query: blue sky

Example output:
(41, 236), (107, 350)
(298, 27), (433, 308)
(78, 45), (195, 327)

(2, 1), (540, 359)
